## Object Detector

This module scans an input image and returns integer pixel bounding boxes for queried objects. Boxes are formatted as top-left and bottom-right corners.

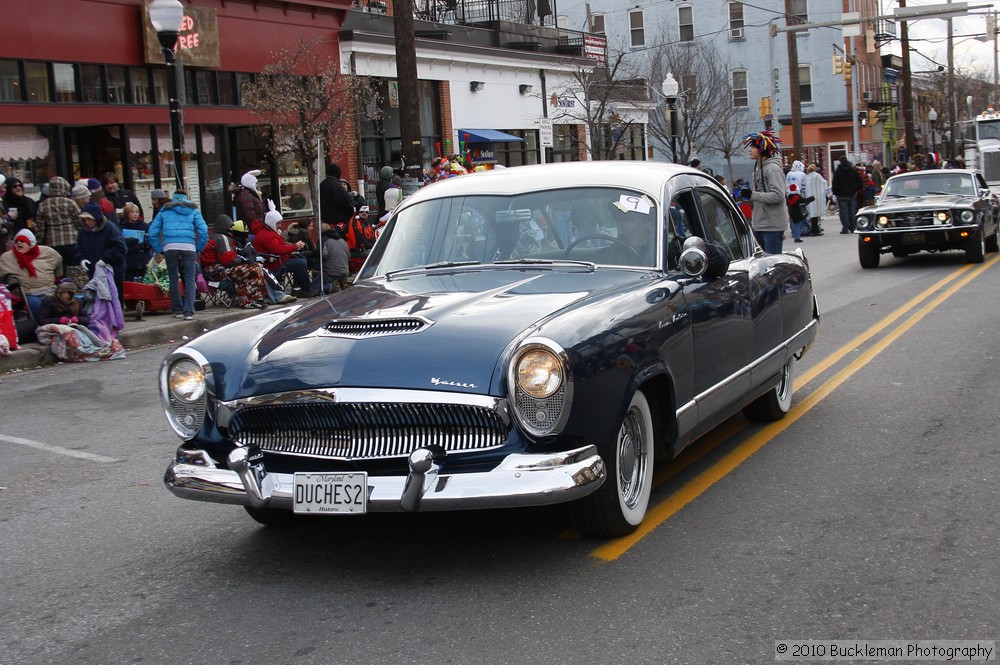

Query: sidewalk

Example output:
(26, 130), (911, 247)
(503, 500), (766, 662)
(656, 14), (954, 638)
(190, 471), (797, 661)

(1, 302), (264, 373)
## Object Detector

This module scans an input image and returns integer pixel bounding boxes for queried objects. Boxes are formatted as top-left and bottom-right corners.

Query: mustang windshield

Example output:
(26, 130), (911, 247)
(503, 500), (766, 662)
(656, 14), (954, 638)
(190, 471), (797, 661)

(883, 173), (975, 198)
(360, 187), (660, 278)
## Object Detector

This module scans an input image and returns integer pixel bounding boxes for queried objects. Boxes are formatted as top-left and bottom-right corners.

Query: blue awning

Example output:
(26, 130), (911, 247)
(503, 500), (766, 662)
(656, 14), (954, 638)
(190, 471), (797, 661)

(458, 129), (525, 143)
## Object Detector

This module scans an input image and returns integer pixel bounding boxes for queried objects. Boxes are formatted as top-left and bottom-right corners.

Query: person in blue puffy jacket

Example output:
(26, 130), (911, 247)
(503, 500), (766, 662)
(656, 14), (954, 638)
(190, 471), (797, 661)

(148, 190), (209, 320)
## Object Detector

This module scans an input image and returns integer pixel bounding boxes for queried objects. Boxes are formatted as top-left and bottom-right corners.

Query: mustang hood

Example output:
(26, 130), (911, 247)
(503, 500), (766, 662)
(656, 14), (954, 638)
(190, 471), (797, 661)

(224, 269), (644, 397)
(863, 194), (971, 215)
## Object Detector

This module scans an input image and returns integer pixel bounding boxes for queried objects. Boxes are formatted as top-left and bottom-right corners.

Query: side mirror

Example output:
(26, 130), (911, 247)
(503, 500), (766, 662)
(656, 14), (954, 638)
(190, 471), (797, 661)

(679, 237), (708, 277)
(678, 236), (731, 278)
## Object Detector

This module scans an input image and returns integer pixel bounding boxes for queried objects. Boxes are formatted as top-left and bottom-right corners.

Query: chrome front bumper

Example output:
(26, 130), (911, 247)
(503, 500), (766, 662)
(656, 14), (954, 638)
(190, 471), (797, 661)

(164, 445), (606, 513)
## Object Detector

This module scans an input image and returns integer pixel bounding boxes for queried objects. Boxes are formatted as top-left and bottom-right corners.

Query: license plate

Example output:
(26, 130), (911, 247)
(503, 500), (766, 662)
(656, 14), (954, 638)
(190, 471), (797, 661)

(293, 472), (368, 514)
(902, 232), (926, 244)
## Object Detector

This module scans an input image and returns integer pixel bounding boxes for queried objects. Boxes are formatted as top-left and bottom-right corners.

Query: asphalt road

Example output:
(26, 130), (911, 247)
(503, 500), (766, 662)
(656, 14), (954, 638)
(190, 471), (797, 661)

(1, 230), (998, 665)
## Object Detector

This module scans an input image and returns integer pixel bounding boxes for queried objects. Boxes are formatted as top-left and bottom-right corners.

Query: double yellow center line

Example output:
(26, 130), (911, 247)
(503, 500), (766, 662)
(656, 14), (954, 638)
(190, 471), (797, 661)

(591, 256), (997, 561)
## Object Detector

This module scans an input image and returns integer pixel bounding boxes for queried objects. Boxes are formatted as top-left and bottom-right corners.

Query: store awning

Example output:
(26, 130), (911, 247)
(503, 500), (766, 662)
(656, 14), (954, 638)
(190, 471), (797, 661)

(0, 126), (50, 160)
(458, 129), (524, 143)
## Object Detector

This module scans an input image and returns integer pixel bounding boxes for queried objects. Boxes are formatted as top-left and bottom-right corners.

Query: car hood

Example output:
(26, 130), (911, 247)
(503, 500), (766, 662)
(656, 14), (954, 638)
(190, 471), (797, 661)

(862, 194), (971, 214)
(220, 268), (647, 398)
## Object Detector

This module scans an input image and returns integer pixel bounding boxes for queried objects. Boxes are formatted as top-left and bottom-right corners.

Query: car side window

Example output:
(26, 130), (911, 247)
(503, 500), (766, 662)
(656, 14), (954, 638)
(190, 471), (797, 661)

(976, 173), (989, 192)
(696, 188), (746, 261)
(666, 190), (700, 270)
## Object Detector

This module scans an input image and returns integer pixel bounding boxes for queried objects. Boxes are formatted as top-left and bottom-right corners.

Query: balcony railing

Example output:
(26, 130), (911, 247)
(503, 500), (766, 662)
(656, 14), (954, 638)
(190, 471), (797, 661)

(413, 0), (560, 27)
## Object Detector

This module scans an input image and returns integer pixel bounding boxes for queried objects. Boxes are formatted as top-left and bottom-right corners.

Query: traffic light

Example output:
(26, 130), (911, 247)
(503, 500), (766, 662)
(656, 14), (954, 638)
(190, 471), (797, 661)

(868, 110), (879, 126)
(859, 111), (868, 126)
(758, 96), (772, 120)
(833, 54), (843, 75)
(843, 60), (852, 84)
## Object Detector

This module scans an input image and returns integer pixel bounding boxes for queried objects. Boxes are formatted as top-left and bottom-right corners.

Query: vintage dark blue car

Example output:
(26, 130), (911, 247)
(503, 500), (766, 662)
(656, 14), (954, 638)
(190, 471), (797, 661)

(162, 162), (819, 537)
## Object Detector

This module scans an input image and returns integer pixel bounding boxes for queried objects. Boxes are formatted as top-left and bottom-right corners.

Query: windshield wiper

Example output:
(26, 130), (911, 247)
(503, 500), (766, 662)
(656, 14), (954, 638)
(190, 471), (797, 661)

(494, 258), (596, 269)
(385, 260), (480, 280)
(925, 191), (952, 196)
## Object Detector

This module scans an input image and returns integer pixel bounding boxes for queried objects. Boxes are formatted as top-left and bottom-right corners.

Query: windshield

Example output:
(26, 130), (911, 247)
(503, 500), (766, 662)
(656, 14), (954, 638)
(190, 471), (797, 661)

(359, 187), (660, 278)
(883, 173), (975, 198)
(978, 119), (1000, 142)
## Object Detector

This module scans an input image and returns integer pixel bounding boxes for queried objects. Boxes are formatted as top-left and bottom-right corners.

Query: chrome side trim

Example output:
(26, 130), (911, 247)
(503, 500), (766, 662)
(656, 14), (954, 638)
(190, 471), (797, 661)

(165, 445), (606, 512)
(674, 317), (818, 419)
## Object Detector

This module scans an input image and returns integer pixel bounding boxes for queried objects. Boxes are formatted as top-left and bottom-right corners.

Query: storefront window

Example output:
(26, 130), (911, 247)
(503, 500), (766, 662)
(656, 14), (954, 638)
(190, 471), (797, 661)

(152, 68), (167, 105)
(236, 73), (254, 104)
(217, 72), (236, 105)
(132, 68), (151, 105)
(24, 62), (49, 103)
(0, 125), (59, 201)
(0, 60), (20, 102)
(199, 125), (226, 222)
(53, 63), (77, 103)
(80, 64), (103, 103)
(107, 66), (127, 104)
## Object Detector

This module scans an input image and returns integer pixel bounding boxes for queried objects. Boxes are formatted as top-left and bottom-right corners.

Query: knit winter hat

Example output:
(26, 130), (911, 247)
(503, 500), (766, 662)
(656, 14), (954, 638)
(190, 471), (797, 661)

(56, 279), (77, 295)
(264, 199), (282, 231)
(231, 220), (247, 234)
(214, 214), (235, 233)
(71, 184), (91, 200)
(241, 169), (262, 190)
(380, 166), (393, 180)
(86, 177), (102, 193)
(151, 188), (168, 201)
(14, 229), (36, 247)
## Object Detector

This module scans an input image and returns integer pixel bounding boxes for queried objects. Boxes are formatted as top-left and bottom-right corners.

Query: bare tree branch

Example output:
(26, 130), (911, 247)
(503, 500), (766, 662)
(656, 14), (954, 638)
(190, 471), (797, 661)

(242, 38), (381, 216)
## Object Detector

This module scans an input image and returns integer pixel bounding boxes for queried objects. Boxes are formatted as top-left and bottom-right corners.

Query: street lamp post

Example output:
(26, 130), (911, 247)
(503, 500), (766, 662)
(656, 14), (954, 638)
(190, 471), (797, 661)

(928, 107), (938, 156)
(661, 73), (681, 164)
(149, 0), (186, 191)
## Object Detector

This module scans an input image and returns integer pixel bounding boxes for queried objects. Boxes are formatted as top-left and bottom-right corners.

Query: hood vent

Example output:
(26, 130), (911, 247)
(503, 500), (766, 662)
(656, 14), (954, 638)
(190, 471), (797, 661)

(322, 317), (430, 338)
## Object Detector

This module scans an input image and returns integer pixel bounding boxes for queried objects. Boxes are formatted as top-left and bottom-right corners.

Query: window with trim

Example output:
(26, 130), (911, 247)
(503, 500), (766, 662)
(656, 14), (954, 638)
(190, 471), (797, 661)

(0, 60), (19, 102)
(697, 186), (747, 261)
(629, 10), (645, 48)
(732, 69), (748, 108)
(590, 13), (605, 34)
(791, 0), (807, 23)
(728, 1), (745, 38)
(25, 62), (50, 103)
(678, 5), (694, 42)
(798, 65), (812, 104)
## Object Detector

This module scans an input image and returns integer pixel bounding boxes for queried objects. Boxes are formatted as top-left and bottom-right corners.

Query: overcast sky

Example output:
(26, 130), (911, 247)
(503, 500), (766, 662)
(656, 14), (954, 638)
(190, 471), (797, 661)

(890, 0), (999, 73)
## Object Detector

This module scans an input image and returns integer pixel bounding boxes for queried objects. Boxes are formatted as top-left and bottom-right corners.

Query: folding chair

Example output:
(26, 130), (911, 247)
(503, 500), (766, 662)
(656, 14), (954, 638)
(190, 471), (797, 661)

(203, 278), (236, 308)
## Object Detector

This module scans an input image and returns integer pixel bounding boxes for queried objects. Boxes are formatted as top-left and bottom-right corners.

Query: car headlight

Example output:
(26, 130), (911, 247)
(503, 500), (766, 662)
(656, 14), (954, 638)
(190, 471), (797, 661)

(876, 215), (890, 228)
(936, 211), (949, 223)
(509, 339), (571, 437)
(160, 351), (212, 439)
(960, 210), (974, 223)
(856, 216), (871, 230)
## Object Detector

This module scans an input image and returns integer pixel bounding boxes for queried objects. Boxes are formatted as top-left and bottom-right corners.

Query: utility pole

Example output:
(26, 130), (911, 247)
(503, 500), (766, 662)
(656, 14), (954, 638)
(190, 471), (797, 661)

(947, 8), (956, 158)
(784, 0), (804, 158)
(392, 0), (423, 178)
(900, 0), (915, 159)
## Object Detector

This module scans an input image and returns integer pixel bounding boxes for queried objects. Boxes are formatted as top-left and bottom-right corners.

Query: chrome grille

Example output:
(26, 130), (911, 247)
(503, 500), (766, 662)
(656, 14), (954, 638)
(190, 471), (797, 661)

(887, 211), (947, 228)
(323, 317), (429, 338)
(228, 401), (508, 460)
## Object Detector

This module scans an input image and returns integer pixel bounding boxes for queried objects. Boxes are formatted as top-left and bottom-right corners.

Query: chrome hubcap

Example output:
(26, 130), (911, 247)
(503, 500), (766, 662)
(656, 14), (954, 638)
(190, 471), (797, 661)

(618, 407), (647, 509)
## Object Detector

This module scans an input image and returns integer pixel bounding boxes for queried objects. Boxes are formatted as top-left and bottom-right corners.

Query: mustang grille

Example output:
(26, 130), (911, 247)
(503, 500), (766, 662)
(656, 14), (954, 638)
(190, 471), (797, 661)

(323, 318), (428, 337)
(228, 402), (508, 459)
(884, 211), (949, 228)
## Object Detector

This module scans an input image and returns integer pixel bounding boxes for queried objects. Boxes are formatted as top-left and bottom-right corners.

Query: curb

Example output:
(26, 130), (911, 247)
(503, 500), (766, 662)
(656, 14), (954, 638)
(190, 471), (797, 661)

(1, 307), (260, 373)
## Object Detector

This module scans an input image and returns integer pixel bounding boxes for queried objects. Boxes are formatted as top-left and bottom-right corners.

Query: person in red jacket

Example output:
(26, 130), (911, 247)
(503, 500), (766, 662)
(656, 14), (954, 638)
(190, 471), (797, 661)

(201, 214), (270, 309)
(251, 200), (316, 297)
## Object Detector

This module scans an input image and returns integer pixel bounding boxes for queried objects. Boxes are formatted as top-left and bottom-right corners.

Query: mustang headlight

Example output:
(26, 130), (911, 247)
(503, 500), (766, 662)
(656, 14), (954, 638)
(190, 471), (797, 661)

(856, 216), (871, 230)
(936, 211), (950, 223)
(960, 210), (974, 223)
(509, 339), (571, 437)
(160, 352), (212, 439)
(876, 215), (890, 229)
